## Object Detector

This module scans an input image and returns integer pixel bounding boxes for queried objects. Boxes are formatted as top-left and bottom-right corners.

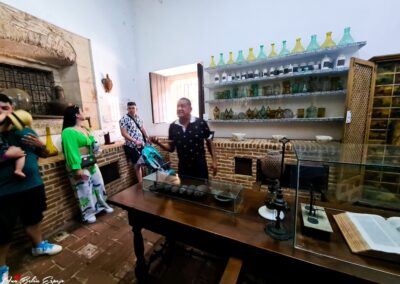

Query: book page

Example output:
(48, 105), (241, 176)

(387, 217), (400, 232)
(347, 213), (400, 254)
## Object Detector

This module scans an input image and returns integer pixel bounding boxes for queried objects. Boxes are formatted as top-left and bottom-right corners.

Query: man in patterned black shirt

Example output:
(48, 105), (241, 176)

(119, 102), (149, 183)
(151, 97), (217, 180)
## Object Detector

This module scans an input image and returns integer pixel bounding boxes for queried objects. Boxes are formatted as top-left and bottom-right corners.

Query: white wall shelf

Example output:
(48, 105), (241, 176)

(206, 90), (346, 104)
(205, 68), (349, 89)
(204, 42), (366, 74)
(208, 117), (344, 123)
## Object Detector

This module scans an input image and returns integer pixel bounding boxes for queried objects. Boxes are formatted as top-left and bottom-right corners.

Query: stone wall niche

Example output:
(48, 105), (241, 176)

(0, 2), (100, 133)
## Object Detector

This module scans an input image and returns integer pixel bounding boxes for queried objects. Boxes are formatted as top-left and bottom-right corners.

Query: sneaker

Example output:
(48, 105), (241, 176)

(32, 240), (62, 256)
(0, 265), (9, 284)
(104, 207), (114, 214)
(86, 215), (96, 223)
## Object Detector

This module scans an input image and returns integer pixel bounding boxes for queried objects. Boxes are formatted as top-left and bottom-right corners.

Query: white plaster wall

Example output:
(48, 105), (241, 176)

(131, 0), (400, 140)
(1, 0), (139, 136)
(3, 0), (400, 140)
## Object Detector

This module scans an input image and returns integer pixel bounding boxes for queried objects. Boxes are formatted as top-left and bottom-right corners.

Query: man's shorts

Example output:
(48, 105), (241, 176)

(123, 145), (143, 164)
(0, 185), (47, 244)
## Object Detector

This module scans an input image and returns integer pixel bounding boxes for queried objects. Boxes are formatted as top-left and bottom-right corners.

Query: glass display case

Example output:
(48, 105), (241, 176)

(292, 141), (400, 275)
(143, 171), (244, 213)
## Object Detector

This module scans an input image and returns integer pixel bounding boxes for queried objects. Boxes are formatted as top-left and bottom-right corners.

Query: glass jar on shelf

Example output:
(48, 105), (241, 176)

(273, 82), (282, 95)
(306, 103), (318, 118)
(282, 81), (291, 94)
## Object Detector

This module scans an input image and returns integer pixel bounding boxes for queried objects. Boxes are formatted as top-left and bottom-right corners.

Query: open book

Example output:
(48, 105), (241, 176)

(334, 212), (400, 262)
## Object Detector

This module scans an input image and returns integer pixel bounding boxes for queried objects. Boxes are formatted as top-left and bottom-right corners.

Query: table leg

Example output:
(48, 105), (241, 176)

(129, 212), (148, 282)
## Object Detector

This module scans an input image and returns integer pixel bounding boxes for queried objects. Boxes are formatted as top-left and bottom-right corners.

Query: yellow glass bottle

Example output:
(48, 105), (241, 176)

(321, 32), (336, 48)
(227, 51), (235, 64)
(291, 38), (305, 54)
(268, 43), (278, 58)
(246, 48), (256, 62)
(209, 56), (216, 68)
(45, 126), (59, 156)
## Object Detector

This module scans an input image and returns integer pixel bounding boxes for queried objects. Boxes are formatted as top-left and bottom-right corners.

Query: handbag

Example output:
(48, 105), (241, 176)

(81, 143), (97, 168)
(127, 114), (146, 144)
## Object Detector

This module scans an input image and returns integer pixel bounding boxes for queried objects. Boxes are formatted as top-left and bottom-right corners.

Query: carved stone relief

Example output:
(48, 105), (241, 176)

(0, 4), (76, 66)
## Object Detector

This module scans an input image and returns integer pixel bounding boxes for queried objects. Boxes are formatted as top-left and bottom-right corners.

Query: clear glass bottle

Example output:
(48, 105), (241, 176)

(335, 54), (346, 68)
(217, 53), (225, 66)
(291, 38), (305, 54)
(306, 35), (320, 52)
(236, 50), (245, 64)
(257, 45), (267, 60)
(227, 51), (235, 64)
(338, 27), (354, 46)
(246, 48), (256, 62)
(321, 32), (336, 48)
(262, 68), (268, 77)
(321, 55), (333, 69)
(279, 40), (290, 56)
(221, 72), (227, 82)
(268, 43), (278, 58)
(214, 73), (220, 83)
(278, 65), (284, 76)
(241, 71), (247, 80)
(269, 67), (275, 77)
(209, 56), (216, 68)
(236, 72), (241, 81)
(45, 126), (59, 156)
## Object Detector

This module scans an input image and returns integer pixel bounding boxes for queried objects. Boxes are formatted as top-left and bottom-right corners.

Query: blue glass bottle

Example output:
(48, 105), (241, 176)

(338, 27), (354, 46)
(279, 40), (290, 56)
(306, 35), (320, 52)
(257, 45), (267, 60)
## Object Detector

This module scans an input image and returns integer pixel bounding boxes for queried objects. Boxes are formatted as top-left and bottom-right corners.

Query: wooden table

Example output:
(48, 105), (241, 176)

(108, 184), (400, 283)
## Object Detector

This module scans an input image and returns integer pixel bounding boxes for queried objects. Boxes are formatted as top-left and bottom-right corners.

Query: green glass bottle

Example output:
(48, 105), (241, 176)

(268, 43), (278, 58)
(279, 40), (290, 56)
(217, 53), (225, 66)
(321, 32), (336, 48)
(291, 38), (305, 54)
(306, 35), (320, 52)
(257, 45), (267, 60)
(236, 50), (245, 64)
(338, 27), (354, 46)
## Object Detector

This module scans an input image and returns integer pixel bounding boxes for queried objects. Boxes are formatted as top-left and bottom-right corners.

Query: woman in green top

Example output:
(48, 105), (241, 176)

(61, 105), (113, 223)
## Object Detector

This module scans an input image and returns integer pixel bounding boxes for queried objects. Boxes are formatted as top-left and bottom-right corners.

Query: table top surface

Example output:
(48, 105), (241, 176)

(109, 184), (400, 283)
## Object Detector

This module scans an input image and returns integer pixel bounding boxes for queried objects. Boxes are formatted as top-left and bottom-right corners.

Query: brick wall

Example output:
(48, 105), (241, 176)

(12, 142), (136, 244)
(156, 138), (296, 191)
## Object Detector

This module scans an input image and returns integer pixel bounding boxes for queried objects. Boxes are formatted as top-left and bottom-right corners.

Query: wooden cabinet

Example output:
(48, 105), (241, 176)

(367, 54), (400, 145)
